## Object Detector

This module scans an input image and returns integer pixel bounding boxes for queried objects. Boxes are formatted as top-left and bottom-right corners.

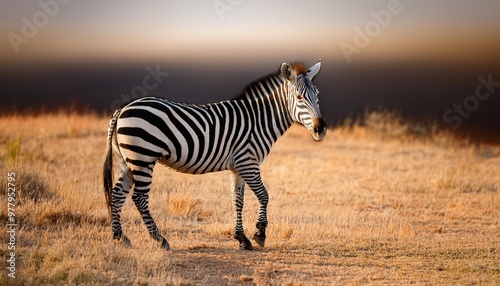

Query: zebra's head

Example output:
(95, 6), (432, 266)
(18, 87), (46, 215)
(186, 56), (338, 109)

(280, 60), (327, 142)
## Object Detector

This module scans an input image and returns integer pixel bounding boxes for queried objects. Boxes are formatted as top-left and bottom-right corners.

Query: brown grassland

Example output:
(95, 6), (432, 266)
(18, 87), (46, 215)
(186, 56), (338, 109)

(0, 111), (499, 285)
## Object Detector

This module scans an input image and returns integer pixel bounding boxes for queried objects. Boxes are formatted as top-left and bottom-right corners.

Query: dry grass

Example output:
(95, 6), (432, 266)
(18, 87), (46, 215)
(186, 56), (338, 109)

(0, 111), (499, 285)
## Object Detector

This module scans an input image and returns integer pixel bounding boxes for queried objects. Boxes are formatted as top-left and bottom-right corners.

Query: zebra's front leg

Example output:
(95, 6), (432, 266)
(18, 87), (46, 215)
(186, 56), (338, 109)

(131, 190), (170, 250)
(248, 175), (268, 248)
(237, 169), (269, 248)
(230, 172), (253, 250)
(253, 193), (268, 247)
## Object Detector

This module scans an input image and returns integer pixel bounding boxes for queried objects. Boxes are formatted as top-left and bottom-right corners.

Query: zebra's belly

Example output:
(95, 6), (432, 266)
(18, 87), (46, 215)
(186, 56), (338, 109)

(156, 154), (232, 175)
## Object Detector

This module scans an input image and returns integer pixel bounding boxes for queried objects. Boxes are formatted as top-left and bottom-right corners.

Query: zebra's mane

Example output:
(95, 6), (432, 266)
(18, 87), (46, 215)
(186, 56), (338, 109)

(232, 71), (282, 101)
(291, 63), (307, 75)
(232, 63), (307, 101)
(232, 62), (307, 100)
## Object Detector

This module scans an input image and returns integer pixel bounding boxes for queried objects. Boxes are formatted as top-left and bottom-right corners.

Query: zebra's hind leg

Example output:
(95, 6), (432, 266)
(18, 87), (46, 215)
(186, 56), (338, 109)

(130, 166), (170, 250)
(111, 172), (133, 246)
(230, 172), (253, 250)
(132, 190), (169, 250)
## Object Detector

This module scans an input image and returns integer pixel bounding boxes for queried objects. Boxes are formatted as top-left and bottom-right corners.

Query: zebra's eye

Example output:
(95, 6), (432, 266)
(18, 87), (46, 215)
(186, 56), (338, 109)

(296, 94), (303, 100)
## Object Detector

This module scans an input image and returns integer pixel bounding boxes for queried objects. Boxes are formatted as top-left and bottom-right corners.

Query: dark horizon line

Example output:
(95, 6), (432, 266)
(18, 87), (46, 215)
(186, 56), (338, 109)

(1, 104), (499, 145)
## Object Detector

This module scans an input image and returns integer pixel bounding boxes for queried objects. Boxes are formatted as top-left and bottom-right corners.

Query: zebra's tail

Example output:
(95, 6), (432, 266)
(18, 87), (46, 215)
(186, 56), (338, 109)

(103, 109), (120, 219)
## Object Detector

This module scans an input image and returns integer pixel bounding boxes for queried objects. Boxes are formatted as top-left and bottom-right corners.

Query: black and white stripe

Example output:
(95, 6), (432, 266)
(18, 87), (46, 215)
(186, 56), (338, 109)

(103, 60), (326, 250)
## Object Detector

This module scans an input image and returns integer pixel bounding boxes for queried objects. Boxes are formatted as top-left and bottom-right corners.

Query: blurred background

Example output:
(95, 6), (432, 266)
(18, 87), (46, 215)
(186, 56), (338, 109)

(1, 0), (499, 142)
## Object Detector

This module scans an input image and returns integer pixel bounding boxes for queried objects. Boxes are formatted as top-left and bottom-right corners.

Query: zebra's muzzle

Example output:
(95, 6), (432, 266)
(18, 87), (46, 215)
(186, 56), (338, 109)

(311, 118), (327, 142)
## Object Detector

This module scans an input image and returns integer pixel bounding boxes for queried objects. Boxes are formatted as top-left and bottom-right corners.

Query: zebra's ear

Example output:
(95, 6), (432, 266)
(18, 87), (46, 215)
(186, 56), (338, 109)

(306, 59), (321, 80)
(280, 63), (296, 82)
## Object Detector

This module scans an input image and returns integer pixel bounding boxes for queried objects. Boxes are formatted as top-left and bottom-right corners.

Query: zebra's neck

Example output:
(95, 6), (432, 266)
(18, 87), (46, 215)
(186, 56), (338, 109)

(234, 73), (294, 143)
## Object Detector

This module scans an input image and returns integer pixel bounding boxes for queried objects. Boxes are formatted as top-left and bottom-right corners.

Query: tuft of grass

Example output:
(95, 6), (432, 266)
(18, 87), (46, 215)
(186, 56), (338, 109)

(0, 163), (54, 204)
(168, 194), (212, 221)
(361, 109), (443, 140)
(364, 110), (410, 138)
(7, 137), (21, 163)
(274, 221), (294, 240)
(35, 208), (107, 227)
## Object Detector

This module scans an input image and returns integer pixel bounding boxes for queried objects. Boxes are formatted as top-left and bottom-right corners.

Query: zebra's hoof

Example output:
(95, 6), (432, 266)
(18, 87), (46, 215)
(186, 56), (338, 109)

(161, 238), (171, 250)
(235, 234), (253, 251)
(122, 235), (132, 247)
(113, 231), (132, 247)
(253, 232), (266, 247)
(240, 240), (254, 251)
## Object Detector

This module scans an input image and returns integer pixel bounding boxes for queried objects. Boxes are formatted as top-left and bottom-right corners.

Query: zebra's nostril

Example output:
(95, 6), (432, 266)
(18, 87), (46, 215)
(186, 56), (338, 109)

(312, 118), (327, 134)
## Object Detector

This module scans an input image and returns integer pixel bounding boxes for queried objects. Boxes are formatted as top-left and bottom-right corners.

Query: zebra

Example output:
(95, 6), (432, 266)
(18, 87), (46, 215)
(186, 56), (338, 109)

(103, 60), (327, 250)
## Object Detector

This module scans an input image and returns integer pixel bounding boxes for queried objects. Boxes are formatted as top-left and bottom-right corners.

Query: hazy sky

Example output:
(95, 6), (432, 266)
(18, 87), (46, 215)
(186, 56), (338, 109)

(1, 0), (500, 65)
